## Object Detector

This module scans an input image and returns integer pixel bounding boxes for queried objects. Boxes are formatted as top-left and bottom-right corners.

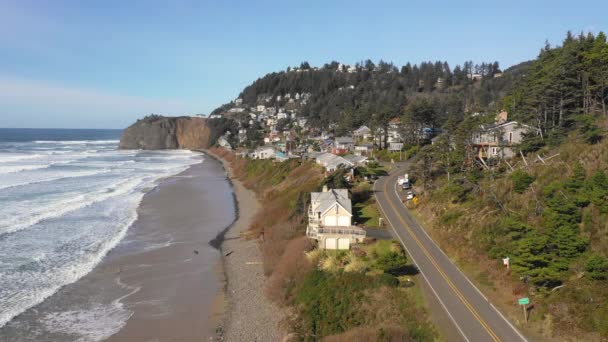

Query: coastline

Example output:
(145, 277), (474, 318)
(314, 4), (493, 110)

(205, 150), (282, 341)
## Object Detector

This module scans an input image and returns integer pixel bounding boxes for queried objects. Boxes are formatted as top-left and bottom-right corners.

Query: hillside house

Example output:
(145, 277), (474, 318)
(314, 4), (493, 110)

(343, 154), (368, 166)
(306, 186), (366, 250)
(472, 116), (539, 159)
(353, 125), (372, 141)
(354, 143), (374, 156)
(315, 152), (354, 172)
(251, 146), (276, 159)
(334, 136), (354, 151)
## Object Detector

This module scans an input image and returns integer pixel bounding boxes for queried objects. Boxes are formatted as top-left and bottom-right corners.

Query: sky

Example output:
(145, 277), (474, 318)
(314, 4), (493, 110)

(1, 0), (607, 129)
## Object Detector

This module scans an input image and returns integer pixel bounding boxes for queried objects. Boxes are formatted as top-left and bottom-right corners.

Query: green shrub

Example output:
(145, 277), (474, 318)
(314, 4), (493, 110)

(374, 251), (408, 272)
(586, 255), (608, 280)
(511, 170), (535, 193)
(374, 273), (399, 287)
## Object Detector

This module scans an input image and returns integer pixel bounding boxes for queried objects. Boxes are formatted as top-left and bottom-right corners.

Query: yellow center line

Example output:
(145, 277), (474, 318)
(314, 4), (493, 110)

(382, 175), (501, 342)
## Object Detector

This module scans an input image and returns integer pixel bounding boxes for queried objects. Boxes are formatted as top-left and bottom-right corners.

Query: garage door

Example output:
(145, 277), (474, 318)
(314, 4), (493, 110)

(338, 216), (350, 226)
(324, 216), (337, 226)
(338, 238), (350, 250)
(325, 238), (337, 249)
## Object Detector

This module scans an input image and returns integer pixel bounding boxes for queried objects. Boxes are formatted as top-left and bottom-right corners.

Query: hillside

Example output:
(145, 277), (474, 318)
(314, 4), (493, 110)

(408, 31), (608, 340)
(211, 59), (530, 137)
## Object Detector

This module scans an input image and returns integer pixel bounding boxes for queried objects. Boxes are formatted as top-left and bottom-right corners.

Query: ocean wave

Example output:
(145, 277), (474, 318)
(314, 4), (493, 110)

(0, 164), (51, 174)
(38, 277), (139, 342)
(0, 168), (113, 191)
(33, 140), (119, 145)
(0, 153), (42, 163)
(0, 194), (142, 329)
(0, 148), (202, 330)
(0, 177), (143, 236)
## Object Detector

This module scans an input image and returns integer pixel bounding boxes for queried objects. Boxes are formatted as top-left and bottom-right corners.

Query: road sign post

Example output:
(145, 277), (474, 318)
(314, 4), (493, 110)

(518, 297), (530, 324)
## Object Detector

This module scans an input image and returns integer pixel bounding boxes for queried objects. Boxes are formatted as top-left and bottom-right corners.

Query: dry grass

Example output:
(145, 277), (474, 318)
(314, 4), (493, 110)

(266, 237), (314, 305)
(322, 325), (413, 342)
(410, 135), (608, 339)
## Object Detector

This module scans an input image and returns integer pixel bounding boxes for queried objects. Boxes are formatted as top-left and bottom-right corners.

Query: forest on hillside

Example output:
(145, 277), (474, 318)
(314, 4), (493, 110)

(412, 31), (608, 338)
(212, 58), (531, 135)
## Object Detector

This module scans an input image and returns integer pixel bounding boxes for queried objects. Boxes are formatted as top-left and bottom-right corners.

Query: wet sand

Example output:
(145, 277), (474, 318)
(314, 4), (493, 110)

(106, 157), (235, 341)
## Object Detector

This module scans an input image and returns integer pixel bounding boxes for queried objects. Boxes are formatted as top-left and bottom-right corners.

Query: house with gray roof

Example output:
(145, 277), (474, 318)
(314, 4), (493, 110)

(307, 186), (366, 249)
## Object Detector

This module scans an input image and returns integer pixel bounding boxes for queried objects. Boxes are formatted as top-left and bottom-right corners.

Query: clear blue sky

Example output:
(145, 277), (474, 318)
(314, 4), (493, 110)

(1, 0), (606, 129)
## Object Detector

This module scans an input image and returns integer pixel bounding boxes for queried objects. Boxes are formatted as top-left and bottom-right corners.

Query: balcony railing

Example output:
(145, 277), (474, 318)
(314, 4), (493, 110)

(317, 227), (366, 236)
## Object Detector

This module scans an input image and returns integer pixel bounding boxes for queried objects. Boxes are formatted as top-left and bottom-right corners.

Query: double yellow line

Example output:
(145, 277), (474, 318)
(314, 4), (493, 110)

(382, 176), (501, 342)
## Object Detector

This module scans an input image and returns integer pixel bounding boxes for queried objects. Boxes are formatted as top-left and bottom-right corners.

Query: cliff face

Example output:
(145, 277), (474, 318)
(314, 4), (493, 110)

(119, 116), (211, 150)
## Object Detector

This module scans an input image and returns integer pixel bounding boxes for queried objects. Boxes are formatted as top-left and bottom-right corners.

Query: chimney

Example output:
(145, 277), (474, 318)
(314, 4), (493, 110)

(495, 111), (508, 124)
(322, 185), (328, 192)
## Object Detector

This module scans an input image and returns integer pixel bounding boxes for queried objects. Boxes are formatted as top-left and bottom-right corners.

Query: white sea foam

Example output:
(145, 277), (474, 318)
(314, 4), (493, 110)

(33, 140), (120, 145)
(38, 278), (139, 342)
(0, 140), (201, 330)
(0, 153), (42, 163)
(0, 193), (142, 329)
(0, 168), (113, 191)
(0, 177), (142, 236)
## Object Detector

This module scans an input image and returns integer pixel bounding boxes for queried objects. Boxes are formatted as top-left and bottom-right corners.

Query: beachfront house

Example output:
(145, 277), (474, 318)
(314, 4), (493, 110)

(306, 186), (366, 250)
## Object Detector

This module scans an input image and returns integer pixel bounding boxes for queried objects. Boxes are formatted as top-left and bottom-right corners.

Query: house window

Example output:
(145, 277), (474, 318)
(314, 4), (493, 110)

(492, 147), (497, 156)
(509, 132), (513, 143)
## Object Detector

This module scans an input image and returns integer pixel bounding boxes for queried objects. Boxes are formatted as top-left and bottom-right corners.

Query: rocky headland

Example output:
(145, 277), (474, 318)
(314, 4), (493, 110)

(119, 115), (212, 150)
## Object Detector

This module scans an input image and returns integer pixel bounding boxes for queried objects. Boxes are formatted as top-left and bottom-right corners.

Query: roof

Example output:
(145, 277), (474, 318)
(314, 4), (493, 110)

(310, 189), (352, 216)
(478, 121), (538, 133)
(335, 136), (354, 144)
(353, 125), (371, 134)
(255, 145), (276, 152)
(343, 154), (367, 165)
(315, 153), (353, 169)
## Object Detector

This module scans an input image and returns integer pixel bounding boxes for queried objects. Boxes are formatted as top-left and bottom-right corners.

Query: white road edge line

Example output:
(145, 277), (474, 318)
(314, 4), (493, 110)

(390, 173), (528, 342)
(374, 178), (470, 342)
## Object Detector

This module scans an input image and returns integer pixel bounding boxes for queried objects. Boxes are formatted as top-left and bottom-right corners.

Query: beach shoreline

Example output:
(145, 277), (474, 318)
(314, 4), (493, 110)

(205, 150), (282, 342)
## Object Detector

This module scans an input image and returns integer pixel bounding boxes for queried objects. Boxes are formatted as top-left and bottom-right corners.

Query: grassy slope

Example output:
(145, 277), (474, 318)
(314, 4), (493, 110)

(211, 148), (438, 341)
(410, 135), (608, 340)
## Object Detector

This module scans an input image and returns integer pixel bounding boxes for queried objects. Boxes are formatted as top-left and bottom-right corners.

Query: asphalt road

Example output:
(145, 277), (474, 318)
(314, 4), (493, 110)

(374, 166), (527, 342)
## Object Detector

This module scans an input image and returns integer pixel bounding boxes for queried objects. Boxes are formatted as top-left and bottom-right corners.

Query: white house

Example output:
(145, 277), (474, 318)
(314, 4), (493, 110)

(217, 135), (232, 150)
(388, 142), (404, 152)
(353, 125), (372, 141)
(306, 186), (366, 250)
(251, 146), (276, 159)
(314, 152), (354, 172)
(256, 105), (266, 112)
(234, 98), (243, 105)
(334, 136), (354, 151)
(354, 144), (374, 156)
(277, 112), (289, 120)
(343, 154), (368, 166)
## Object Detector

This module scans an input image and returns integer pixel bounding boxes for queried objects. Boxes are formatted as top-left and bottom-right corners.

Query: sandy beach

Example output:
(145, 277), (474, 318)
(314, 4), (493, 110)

(208, 152), (282, 342)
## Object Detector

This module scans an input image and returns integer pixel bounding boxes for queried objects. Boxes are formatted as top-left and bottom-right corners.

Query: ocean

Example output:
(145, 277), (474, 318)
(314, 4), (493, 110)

(0, 128), (212, 340)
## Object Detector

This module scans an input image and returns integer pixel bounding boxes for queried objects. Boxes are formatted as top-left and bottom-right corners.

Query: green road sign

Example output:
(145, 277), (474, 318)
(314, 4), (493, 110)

(518, 297), (530, 305)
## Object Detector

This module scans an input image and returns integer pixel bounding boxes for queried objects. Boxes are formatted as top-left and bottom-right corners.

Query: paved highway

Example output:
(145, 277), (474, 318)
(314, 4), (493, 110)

(374, 166), (527, 342)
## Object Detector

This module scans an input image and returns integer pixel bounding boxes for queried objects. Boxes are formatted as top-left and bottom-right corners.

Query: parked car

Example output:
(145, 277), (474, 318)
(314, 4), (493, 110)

(406, 191), (415, 200)
(401, 182), (412, 190)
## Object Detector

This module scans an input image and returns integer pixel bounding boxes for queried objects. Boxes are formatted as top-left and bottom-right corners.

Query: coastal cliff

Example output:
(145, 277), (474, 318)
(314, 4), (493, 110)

(119, 115), (211, 149)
